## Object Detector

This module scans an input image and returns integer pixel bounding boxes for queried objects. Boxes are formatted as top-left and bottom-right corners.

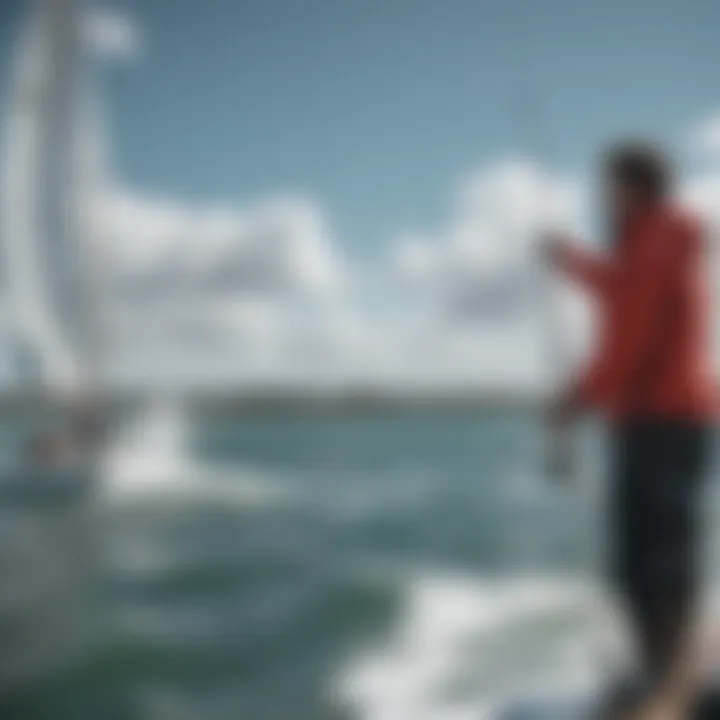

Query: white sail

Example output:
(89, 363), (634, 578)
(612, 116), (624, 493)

(0, 0), (95, 393)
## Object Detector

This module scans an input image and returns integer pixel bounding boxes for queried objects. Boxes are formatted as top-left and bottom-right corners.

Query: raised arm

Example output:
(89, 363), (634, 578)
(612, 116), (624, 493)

(549, 236), (614, 298)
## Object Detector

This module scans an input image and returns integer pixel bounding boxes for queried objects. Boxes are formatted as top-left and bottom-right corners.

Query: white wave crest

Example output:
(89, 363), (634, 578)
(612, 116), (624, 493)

(336, 571), (628, 720)
(101, 399), (289, 507)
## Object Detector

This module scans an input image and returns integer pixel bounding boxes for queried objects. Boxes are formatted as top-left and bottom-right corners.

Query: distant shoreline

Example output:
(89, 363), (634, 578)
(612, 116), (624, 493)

(0, 386), (545, 415)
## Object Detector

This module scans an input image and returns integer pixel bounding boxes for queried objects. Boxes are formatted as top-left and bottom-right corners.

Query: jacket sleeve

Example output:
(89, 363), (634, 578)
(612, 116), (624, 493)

(556, 242), (614, 298)
(574, 218), (696, 411)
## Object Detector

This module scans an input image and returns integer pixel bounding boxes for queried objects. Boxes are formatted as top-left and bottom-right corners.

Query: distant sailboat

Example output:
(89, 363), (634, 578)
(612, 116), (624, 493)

(0, 0), (106, 689)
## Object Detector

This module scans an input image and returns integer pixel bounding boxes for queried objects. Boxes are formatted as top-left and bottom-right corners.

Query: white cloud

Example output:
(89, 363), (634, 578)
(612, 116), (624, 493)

(83, 8), (143, 62)
(391, 159), (587, 344)
(97, 187), (360, 386)
(101, 135), (720, 391)
(681, 111), (720, 230)
(106, 191), (343, 300)
(681, 172), (720, 226)
(97, 157), (594, 390)
(381, 159), (597, 391)
(689, 110), (720, 158)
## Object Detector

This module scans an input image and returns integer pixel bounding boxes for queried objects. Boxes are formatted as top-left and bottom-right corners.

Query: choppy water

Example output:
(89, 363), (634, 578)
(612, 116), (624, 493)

(2, 404), (720, 719)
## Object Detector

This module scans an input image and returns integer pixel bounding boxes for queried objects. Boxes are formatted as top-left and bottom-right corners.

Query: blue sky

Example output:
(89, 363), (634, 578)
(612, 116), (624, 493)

(3, 0), (720, 388)
(6, 0), (720, 256)
(88, 0), (720, 254)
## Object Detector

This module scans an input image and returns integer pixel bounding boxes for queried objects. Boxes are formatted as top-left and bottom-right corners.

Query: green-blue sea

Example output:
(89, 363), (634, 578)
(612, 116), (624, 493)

(2, 404), (719, 719)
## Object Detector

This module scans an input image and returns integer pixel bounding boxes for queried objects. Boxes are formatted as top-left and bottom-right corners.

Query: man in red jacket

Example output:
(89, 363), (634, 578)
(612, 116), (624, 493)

(546, 143), (715, 715)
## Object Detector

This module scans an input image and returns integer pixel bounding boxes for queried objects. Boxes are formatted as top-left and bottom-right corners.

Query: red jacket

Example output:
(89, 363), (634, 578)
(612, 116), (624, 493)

(558, 203), (715, 422)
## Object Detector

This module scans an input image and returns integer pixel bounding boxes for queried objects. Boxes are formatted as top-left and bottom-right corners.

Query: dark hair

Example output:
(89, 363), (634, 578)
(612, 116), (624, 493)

(605, 141), (673, 201)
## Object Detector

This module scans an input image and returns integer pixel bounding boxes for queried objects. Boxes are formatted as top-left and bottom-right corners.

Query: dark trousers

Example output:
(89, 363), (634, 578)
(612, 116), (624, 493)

(610, 420), (710, 682)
